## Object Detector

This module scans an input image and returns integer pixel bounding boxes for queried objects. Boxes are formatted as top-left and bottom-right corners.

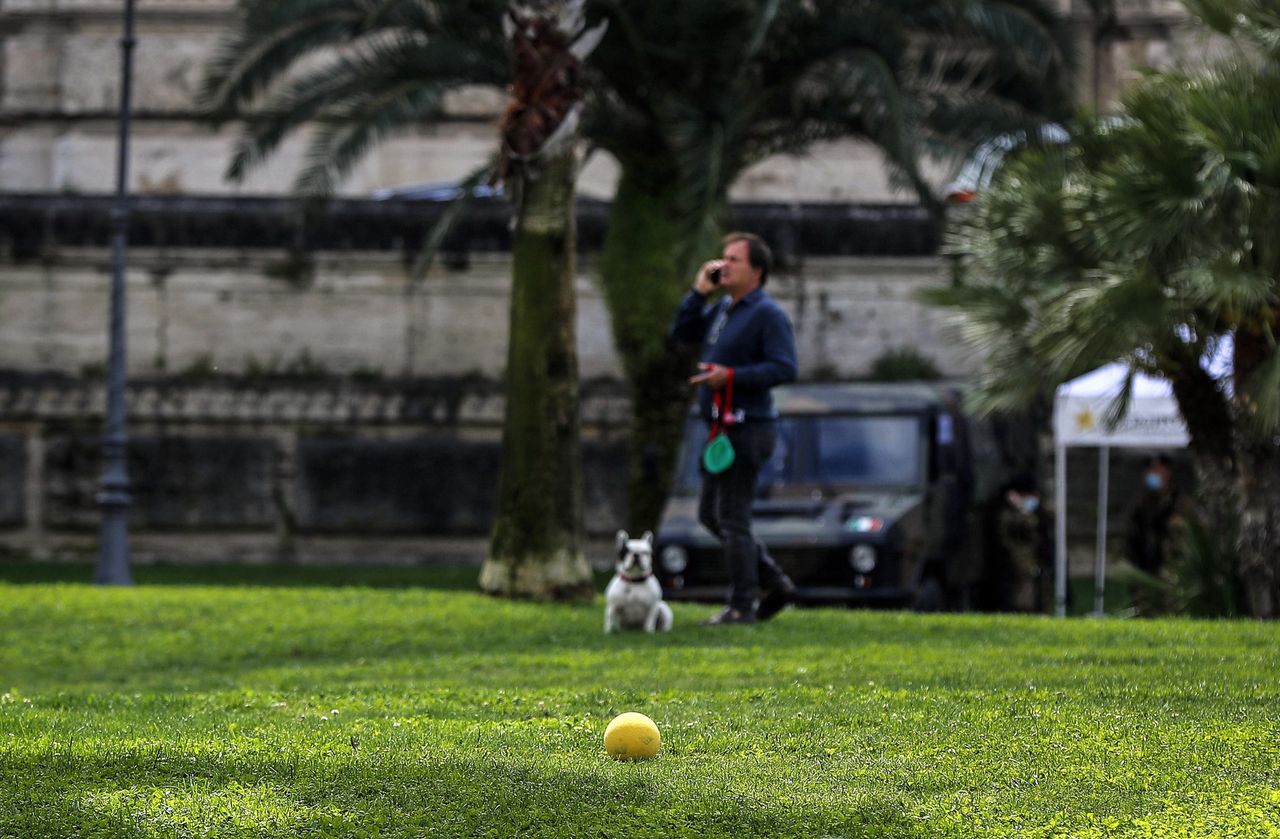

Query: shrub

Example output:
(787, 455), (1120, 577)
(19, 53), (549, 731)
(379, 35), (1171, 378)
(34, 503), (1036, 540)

(867, 347), (942, 381)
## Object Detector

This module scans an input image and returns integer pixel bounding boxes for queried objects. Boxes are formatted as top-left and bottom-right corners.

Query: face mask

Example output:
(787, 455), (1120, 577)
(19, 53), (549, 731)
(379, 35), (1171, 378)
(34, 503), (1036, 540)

(1021, 496), (1040, 514)
(1145, 472), (1166, 491)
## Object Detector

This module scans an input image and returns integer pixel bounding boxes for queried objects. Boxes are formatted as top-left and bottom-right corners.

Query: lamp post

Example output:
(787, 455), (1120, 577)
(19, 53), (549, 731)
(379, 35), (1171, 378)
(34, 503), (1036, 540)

(96, 0), (137, 585)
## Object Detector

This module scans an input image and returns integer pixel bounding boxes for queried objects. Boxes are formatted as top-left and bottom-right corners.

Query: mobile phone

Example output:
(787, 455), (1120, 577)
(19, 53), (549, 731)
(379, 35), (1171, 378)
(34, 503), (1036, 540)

(708, 266), (721, 284)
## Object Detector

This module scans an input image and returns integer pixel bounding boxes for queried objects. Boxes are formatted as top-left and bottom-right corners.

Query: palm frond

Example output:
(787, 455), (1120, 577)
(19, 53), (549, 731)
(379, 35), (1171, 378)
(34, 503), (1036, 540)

(1182, 0), (1244, 35)
(1101, 364), (1137, 431)
(920, 283), (1031, 331)
(956, 0), (1077, 83)
(576, 89), (656, 161)
(661, 98), (739, 266)
(1181, 262), (1279, 314)
(589, 0), (650, 72)
(293, 83), (447, 197)
(407, 158), (502, 283)
(742, 0), (782, 63)
(364, 0), (439, 31)
(198, 3), (367, 120)
(905, 0), (1077, 130)
(921, 90), (1072, 172)
(1034, 272), (1169, 381)
(222, 31), (428, 181)
(767, 46), (925, 196)
(227, 32), (505, 187)
(1240, 345), (1280, 434)
(959, 339), (1054, 415)
(201, 0), (506, 190)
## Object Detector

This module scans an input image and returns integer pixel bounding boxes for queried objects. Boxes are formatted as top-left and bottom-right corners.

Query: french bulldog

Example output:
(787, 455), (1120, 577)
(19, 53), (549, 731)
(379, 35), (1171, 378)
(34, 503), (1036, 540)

(604, 530), (673, 633)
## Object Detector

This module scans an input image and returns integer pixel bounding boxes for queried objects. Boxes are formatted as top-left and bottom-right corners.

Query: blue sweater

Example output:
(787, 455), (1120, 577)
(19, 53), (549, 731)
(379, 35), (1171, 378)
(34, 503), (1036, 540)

(670, 287), (798, 423)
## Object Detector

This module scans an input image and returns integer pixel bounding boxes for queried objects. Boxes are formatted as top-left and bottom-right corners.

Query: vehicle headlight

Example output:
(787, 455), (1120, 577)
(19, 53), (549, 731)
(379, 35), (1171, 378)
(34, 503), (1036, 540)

(849, 544), (876, 573)
(660, 545), (688, 574)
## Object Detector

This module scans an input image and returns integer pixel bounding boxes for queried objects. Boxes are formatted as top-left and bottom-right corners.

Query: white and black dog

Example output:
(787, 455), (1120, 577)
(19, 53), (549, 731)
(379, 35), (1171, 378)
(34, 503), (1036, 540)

(604, 530), (673, 633)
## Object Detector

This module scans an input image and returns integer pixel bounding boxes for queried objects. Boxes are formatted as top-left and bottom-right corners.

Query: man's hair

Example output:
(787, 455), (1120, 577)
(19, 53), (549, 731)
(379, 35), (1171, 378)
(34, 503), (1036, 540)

(723, 231), (772, 286)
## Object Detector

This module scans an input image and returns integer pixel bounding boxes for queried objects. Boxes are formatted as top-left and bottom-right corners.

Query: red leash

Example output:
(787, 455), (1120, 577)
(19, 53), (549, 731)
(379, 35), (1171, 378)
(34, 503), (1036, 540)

(707, 366), (735, 441)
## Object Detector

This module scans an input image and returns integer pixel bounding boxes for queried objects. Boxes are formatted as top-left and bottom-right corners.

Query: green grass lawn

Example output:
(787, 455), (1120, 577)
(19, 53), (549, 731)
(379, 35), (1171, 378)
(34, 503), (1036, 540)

(1, 566), (1277, 838)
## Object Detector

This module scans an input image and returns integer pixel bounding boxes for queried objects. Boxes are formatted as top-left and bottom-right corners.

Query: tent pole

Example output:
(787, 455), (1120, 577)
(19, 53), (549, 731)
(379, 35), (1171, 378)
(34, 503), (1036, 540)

(1055, 444), (1068, 617)
(1094, 446), (1110, 616)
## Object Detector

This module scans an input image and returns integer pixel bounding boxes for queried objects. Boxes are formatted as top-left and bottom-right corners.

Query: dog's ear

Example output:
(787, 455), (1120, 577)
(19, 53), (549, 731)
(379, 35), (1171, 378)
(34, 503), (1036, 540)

(615, 530), (628, 550)
(641, 531), (654, 546)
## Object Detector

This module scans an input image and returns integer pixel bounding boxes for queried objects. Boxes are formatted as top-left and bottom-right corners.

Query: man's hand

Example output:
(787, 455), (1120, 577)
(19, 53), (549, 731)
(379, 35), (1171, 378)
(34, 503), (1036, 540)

(689, 362), (730, 389)
(694, 260), (724, 296)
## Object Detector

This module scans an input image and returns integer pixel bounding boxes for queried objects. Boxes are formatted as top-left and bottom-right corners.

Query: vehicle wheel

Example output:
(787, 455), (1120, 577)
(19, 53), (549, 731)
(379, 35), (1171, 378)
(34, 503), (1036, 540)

(912, 576), (945, 613)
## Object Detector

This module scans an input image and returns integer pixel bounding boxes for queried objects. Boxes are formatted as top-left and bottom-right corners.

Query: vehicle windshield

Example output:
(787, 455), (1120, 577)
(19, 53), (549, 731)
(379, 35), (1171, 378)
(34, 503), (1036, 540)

(811, 416), (921, 485)
(676, 414), (923, 492)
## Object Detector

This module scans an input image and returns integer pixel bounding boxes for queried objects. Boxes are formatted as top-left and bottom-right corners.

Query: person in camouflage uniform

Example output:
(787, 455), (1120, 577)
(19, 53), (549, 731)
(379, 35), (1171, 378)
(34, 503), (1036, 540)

(984, 474), (1051, 613)
(1127, 454), (1180, 576)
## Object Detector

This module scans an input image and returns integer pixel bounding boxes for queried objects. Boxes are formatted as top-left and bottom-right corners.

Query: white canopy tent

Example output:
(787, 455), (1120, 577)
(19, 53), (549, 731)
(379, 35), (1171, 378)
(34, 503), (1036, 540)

(1052, 367), (1187, 616)
(1051, 339), (1232, 617)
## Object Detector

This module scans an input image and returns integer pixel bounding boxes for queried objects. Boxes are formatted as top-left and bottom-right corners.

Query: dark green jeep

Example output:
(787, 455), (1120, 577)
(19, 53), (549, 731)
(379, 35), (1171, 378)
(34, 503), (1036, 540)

(653, 382), (1031, 610)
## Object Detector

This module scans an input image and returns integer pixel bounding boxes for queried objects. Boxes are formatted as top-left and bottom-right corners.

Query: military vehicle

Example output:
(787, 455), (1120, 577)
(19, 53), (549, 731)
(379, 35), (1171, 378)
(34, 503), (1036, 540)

(653, 382), (1034, 610)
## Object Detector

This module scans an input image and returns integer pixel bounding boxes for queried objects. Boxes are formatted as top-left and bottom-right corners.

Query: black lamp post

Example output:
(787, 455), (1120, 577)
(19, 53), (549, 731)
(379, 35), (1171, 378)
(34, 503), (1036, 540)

(96, 0), (137, 585)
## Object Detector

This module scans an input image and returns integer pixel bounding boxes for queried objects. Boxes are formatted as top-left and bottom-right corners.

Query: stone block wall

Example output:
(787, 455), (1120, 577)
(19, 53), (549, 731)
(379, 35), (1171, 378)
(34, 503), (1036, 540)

(0, 375), (632, 564)
(0, 195), (964, 565)
(6, 0), (1216, 203)
(0, 434), (25, 527)
(0, 246), (959, 383)
(0, 0), (1224, 207)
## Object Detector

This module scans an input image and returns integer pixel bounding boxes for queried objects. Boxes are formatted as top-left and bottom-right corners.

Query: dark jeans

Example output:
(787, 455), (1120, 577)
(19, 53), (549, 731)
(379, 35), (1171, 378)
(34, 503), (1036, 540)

(698, 420), (788, 612)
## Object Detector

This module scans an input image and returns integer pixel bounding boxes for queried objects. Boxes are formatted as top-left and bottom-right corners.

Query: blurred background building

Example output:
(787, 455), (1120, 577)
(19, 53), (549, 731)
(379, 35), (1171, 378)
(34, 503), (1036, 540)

(0, 0), (1214, 563)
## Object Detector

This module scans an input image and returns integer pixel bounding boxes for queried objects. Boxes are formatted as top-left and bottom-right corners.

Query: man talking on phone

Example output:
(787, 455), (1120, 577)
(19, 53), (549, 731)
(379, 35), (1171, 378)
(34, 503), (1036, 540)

(669, 232), (798, 624)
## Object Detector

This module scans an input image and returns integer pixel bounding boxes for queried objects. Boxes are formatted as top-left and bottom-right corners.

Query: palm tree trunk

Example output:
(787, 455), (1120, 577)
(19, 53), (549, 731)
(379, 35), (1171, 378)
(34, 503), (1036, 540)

(479, 147), (593, 600)
(1168, 358), (1238, 533)
(598, 165), (720, 531)
(1235, 437), (1279, 617)
(1163, 349), (1254, 611)
(1232, 327), (1280, 618)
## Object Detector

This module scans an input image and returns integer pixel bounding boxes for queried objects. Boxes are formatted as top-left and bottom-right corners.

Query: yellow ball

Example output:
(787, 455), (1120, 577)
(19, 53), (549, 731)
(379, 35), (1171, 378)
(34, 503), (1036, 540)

(604, 712), (661, 760)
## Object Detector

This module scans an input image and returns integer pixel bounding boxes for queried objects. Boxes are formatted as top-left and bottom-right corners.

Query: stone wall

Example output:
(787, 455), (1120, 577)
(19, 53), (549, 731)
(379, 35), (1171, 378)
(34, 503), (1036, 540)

(0, 191), (964, 564)
(0, 376), (1184, 573)
(0, 0), (1216, 203)
(0, 194), (956, 382)
(0, 373), (632, 564)
(0, 249), (958, 382)
(0, 0), (918, 202)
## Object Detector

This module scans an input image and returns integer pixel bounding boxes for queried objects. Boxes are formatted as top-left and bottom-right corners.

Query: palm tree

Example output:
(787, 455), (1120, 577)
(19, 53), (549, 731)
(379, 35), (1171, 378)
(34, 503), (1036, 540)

(930, 136), (1245, 604)
(930, 0), (1280, 616)
(198, 0), (1076, 541)
(203, 0), (598, 599)
(585, 0), (1076, 528)
(476, 2), (606, 599)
